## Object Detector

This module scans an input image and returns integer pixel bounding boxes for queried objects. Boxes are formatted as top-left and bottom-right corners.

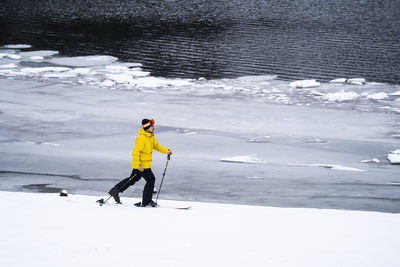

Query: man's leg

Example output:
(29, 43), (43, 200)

(141, 169), (156, 206)
(109, 170), (141, 203)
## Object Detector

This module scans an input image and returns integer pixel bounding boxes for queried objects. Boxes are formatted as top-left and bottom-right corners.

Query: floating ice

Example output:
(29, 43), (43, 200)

(106, 73), (135, 84)
(6, 54), (21, 60)
(26, 141), (60, 146)
(390, 91), (400, 96)
(99, 79), (116, 87)
(3, 44), (32, 49)
(48, 55), (118, 67)
(235, 75), (277, 82)
(387, 149), (400, 165)
(220, 155), (265, 164)
(360, 158), (380, 163)
(134, 76), (193, 88)
(29, 56), (44, 60)
(20, 50), (59, 58)
(289, 79), (321, 88)
(366, 92), (389, 100)
(329, 78), (347, 84)
(322, 91), (360, 102)
(0, 63), (17, 69)
(42, 72), (77, 78)
(21, 67), (71, 74)
(70, 68), (93, 75)
(289, 163), (366, 172)
(347, 78), (366, 85)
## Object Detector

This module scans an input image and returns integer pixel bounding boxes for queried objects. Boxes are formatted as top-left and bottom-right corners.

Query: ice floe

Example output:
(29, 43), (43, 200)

(366, 92), (389, 100)
(329, 78), (348, 84)
(5, 54), (21, 60)
(47, 55), (118, 67)
(20, 67), (72, 74)
(0, 63), (17, 69)
(360, 158), (380, 163)
(389, 91), (400, 96)
(322, 91), (360, 102)
(289, 163), (366, 172)
(220, 155), (265, 164)
(99, 79), (116, 87)
(29, 56), (44, 60)
(387, 149), (400, 165)
(20, 50), (59, 58)
(134, 76), (193, 88)
(289, 79), (321, 88)
(26, 141), (61, 146)
(347, 78), (366, 85)
(329, 78), (367, 85)
(3, 44), (32, 49)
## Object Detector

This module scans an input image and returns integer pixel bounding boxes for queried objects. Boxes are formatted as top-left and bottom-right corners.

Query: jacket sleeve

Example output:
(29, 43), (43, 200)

(153, 138), (169, 154)
(131, 136), (144, 169)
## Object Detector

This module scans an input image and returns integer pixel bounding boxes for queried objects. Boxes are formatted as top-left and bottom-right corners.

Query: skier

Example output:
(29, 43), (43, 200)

(108, 119), (172, 207)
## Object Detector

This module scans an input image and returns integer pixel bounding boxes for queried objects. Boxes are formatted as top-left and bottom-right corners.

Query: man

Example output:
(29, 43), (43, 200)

(108, 119), (172, 207)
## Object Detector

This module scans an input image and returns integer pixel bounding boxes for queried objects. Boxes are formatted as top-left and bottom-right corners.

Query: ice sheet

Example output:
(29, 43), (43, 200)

(0, 48), (399, 213)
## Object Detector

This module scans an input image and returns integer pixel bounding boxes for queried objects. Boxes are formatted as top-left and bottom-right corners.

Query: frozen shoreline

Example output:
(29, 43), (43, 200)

(0, 190), (399, 267)
(0, 46), (400, 213)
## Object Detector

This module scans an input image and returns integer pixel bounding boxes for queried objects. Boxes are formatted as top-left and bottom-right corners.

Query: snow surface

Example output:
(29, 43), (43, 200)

(1, 191), (400, 267)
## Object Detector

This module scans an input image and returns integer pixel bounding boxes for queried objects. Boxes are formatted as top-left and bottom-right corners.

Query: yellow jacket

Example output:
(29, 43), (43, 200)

(132, 128), (169, 169)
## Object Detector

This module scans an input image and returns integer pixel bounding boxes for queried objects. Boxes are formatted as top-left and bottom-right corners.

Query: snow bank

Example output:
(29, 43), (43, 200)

(0, 191), (399, 267)
(387, 149), (400, 164)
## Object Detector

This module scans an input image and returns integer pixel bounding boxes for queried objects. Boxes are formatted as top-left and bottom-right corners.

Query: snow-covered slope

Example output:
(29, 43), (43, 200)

(1, 191), (399, 267)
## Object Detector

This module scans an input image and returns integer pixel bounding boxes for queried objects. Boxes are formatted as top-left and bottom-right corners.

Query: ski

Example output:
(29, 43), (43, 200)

(134, 201), (191, 210)
(96, 200), (191, 210)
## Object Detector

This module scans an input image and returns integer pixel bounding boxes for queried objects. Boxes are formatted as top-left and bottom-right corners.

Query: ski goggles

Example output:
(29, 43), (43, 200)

(142, 119), (155, 128)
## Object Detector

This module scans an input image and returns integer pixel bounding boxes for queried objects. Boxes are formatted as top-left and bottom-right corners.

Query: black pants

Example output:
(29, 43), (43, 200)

(114, 169), (156, 205)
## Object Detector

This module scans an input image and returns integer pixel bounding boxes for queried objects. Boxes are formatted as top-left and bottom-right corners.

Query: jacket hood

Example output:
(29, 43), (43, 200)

(138, 128), (154, 137)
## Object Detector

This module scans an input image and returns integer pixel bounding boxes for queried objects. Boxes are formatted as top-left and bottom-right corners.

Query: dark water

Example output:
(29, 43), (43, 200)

(1, 0), (400, 82)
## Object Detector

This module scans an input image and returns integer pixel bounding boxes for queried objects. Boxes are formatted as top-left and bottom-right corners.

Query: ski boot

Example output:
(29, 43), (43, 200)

(135, 200), (158, 207)
(108, 187), (121, 204)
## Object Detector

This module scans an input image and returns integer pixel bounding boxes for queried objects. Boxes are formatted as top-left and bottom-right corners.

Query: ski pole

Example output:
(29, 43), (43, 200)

(97, 172), (138, 206)
(155, 154), (170, 203)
